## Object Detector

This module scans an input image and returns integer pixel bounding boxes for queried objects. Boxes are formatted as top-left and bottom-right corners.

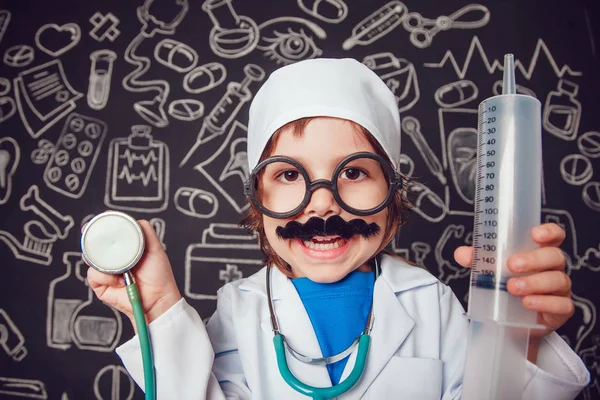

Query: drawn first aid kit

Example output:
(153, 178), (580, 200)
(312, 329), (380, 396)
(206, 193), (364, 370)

(104, 125), (169, 212)
(185, 224), (263, 301)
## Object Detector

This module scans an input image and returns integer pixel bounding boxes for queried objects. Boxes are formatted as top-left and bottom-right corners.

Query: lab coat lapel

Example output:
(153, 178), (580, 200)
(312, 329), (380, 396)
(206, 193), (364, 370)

(260, 267), (332, 388)
(339, 257), (422, 398)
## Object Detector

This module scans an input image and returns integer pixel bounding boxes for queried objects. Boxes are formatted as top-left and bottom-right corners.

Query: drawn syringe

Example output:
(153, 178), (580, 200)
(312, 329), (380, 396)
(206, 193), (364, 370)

(402, 116), (446, 185)
(180, 64), (265, 167)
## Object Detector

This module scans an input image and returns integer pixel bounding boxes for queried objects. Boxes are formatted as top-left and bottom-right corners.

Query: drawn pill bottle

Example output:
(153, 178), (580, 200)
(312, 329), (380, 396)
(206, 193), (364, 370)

(543, 79), (581, 141)
(70, 285), (121, 352)
(47, 252), (89, 349)
(105, 125), (169, 212)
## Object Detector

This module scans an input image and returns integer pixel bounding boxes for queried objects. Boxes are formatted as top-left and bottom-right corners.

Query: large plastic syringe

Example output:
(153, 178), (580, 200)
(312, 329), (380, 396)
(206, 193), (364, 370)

(462, 54), (546, 400)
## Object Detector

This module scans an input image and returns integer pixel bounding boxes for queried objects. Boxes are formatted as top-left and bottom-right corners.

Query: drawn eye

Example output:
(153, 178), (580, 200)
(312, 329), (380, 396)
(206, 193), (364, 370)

(261, 28), (321, 65)
(258, 18), (326, 65)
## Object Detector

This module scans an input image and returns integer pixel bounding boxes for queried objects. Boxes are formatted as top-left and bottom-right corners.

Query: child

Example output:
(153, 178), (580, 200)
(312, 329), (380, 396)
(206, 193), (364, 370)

(86, 58), (590, 399)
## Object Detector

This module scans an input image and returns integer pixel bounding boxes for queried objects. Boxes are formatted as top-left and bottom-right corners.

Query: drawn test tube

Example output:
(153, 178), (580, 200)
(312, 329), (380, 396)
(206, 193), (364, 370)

(88, 50), (117, 110)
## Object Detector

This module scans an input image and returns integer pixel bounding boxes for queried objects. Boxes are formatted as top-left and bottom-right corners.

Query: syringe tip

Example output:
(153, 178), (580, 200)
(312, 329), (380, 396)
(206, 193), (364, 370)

(502, 54), (516, 95)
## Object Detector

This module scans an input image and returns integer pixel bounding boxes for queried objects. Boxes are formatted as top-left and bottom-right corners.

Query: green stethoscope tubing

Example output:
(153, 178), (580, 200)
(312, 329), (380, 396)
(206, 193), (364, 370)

(125, 272), (156, 400)
(267, 257), (379, 399)
(273, 334), (371, 400)
(80, 211), (156, 400)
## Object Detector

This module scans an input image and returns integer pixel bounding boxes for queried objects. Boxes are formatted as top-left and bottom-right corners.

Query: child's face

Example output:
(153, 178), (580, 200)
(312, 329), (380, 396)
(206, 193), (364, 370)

(262, 117), (388, 283)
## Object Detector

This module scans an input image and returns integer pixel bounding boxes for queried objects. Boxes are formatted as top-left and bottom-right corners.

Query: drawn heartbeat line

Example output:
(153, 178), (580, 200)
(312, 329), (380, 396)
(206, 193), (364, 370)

(118, 149), (158, 168)
(424, 36), (583, 80)
(117, 165), (158, 186)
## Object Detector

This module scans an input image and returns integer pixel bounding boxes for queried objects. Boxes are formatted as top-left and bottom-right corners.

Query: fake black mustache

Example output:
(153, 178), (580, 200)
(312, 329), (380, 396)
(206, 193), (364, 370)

(275, 215), (381, 241)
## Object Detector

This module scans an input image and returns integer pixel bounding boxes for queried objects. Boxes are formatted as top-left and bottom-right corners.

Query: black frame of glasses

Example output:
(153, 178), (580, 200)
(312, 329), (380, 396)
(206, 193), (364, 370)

(244, 152), (403, 219)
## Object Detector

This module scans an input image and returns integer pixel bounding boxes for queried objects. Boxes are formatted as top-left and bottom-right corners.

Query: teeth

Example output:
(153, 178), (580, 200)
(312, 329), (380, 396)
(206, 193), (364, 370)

(302, 238), (345, 250)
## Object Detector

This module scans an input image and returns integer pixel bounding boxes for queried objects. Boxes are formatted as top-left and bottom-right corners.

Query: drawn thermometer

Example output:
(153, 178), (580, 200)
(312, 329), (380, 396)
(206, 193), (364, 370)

(342, 1), (407, 50)
(468, 55), (541, 328)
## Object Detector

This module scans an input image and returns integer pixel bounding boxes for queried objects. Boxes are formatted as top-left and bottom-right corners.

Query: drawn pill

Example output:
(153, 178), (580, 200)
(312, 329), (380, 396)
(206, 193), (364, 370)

(93, 364), (134, 400)
(298, 0), (348, 23)
(0, 77), (10, 96)
(70, 117), (85, 132)
(55, 149), (70, 166)
(78, 140), (94, 157)
(31, 148), (49, 164)
(47, 166), (62, 183)
(434, 80), (478, 108)
(71, 157), (86, 174)
(168, 99), (204, 121)
(39, 139), (54, 153)
(408, 182), (447, 222)
(582, 182), (600, 212)
(65, 174), (80, 191)
(183, 62), (227, 94)
(55, 150), (70, 166)
(154, 38), (198, 73)
(85, 122), (102, 139)
(578, 131), (600, 159)
(560, 154), (593, 186)
(174, 187), (218, 219)
(3, 44), (35, 67)
(62, 133), (77, 150)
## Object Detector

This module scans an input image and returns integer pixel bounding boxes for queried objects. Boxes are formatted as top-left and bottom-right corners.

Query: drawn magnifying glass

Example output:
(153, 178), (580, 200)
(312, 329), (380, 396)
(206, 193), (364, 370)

(80, 211), (156, 400)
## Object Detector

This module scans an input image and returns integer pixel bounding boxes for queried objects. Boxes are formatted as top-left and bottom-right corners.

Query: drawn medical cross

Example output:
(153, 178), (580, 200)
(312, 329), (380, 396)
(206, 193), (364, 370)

(219, 264), (243, 283)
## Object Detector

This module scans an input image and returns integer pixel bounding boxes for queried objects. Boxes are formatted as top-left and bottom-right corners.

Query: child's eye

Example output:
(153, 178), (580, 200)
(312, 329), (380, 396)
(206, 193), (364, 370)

(340, 168), (366, 181)
(277, 170), (301, 182)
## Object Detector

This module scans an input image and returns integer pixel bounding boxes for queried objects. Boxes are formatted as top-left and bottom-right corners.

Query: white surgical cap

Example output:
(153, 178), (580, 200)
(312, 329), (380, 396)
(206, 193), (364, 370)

(247, 58), (401, 171)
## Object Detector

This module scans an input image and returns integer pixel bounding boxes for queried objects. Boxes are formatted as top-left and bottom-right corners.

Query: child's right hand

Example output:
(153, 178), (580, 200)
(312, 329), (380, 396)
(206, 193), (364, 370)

(83, 219), (182, 330)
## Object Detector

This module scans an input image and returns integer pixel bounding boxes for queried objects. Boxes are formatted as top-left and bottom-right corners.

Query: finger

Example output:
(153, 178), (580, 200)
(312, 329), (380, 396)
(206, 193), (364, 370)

(137, 219), (164, 254)
(532, 223), (565, 248)
(508, 271), (571, 297)
(508, 246), (566, 274)
(86, 267), (125, 289)
(521, 295), (575, 318)
(453, 246), (473, 268)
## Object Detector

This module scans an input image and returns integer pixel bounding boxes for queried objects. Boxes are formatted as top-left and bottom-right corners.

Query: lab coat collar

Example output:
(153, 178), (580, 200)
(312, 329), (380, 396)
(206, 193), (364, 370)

(239, 253), (440, 395)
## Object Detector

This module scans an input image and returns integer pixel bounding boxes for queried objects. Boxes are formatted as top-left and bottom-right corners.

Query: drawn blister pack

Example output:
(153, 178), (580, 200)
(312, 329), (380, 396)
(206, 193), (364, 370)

(44, 113), (107, 198)
(105, 125), (169, 212)
(185, 224), (263, 300)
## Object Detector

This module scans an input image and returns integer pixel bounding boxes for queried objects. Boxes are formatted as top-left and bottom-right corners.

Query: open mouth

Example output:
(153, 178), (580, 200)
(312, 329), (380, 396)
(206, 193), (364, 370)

(301, 236), (347, 250)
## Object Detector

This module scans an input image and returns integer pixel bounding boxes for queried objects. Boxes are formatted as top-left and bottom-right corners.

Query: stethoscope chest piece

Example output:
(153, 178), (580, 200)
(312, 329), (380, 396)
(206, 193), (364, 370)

(81, 211), (145, 275)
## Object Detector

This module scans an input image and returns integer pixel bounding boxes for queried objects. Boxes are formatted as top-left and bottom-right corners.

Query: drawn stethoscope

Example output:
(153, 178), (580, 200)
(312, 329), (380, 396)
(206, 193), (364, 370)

(122, 0), (189, 128)
(402, 4), (490, 49)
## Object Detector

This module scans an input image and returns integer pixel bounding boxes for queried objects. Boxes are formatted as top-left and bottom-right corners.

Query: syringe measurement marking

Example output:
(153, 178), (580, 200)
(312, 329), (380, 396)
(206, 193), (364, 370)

(472, 101), (501, 288)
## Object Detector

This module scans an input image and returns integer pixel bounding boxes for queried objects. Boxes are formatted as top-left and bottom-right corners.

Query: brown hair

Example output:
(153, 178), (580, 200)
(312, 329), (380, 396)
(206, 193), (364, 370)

(240, 117), (413, 277)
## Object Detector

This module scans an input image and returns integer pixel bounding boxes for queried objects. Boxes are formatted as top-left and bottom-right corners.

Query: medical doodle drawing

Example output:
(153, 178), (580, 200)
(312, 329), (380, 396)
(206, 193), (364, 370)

(0, 0), (598, 398)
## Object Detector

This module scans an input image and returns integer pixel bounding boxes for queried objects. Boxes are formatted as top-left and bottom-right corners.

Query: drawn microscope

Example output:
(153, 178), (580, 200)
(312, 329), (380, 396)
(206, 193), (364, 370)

(0, 185), (74, 265)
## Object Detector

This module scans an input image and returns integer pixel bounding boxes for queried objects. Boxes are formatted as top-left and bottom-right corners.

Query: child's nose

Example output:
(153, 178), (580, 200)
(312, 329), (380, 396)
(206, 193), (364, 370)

(304, 187), (342, 218)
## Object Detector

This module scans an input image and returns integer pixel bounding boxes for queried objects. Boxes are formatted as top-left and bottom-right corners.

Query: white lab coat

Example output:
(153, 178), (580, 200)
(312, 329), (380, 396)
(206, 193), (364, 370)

(117, 254), (590, 399)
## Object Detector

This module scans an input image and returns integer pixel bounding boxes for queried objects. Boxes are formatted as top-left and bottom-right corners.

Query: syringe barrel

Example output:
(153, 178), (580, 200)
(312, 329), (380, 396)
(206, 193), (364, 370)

(468, 94), (541, 327)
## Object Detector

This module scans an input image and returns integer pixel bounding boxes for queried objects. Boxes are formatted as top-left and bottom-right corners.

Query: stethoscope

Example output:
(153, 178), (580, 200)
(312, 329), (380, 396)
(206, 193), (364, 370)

(267, 257), (379, 400)
(80, 211), (156, 400)
(80, 210), (377, 400)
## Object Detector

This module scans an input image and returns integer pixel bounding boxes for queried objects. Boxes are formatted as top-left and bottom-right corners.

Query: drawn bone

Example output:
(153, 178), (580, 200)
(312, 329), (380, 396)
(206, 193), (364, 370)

(20, 185), (74, 239)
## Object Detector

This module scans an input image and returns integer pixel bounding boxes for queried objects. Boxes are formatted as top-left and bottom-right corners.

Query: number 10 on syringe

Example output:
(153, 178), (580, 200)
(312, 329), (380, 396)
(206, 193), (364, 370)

(468, 53), (542, 328)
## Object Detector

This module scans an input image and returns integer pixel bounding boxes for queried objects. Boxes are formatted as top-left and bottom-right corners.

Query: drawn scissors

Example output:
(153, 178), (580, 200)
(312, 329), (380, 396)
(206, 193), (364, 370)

(402, 4), (490, 48)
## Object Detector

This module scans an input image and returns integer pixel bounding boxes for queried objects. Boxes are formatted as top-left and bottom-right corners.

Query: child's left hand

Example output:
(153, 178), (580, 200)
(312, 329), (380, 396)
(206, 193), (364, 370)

(453, 223), (574, 361)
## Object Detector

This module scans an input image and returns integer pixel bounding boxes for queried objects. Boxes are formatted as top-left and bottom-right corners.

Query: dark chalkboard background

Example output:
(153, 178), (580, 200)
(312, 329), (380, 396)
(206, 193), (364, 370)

(0, 0), (599, 398)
